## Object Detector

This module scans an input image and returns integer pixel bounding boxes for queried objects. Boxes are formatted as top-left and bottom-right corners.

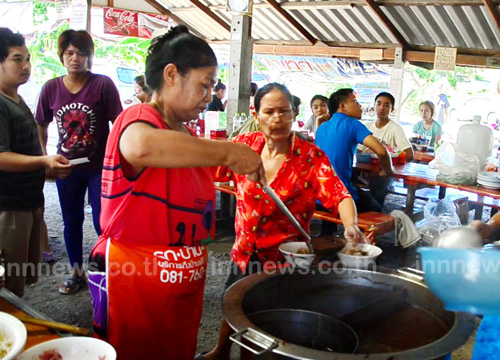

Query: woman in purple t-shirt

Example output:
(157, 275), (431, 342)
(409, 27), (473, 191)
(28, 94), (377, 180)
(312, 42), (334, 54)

(35, 30), (123, 295)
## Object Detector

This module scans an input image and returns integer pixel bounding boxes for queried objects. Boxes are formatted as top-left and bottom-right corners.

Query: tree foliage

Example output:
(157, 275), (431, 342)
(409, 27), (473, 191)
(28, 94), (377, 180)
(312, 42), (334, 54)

(28, 1), (150, 84)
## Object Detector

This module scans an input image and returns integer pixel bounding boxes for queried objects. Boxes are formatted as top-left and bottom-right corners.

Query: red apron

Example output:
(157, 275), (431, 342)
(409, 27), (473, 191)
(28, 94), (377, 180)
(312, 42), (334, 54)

(106, 239), (208, 360)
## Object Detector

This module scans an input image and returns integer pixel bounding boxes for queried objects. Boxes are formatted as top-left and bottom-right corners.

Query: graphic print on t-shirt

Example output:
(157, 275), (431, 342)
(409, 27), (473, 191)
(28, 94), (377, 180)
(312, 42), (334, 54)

(55, 102), (97, 157)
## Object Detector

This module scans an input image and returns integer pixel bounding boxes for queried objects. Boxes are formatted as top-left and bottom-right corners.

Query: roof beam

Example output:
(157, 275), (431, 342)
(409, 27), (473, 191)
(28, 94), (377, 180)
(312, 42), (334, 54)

(482, 0), (500, 34)
(363, 0), (409, 49)
(187, 0), (230, 32)
(167, 1), (498, 12)
(144, 0), (206, 39)
(301, 0), (499, 5)
(252, 43), (500, 67)
(262, 0), (317, 45)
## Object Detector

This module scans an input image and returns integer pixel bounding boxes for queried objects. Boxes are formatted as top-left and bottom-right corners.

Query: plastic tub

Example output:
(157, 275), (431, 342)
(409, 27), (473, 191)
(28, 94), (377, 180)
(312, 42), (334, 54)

(418, 247), (500, 315)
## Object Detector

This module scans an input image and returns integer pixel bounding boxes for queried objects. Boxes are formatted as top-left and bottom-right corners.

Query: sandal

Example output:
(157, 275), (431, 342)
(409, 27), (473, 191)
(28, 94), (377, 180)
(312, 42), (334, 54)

(43, 251), (55, 263)
(194, 353), (209, 360)
(58, 276), (86, 295)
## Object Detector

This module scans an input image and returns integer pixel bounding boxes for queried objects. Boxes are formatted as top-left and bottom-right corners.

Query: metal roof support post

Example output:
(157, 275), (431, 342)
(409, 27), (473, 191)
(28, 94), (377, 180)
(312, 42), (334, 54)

(227, 14), (253, 134)
(86, 0), (92, 31)
(390, 47), (404, 124)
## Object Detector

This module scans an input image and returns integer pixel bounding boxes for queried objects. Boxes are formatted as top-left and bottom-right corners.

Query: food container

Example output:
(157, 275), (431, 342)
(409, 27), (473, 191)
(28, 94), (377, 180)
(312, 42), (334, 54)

(355, 153), (371, 163)
(223, 267), (475, 359)
(337, 243), (383, 269)
(279, 242), (315, 268)
(369, 153), (401, 166)
(233, 309), (359, 357)
(0, 311), (27, 360)
(418, 247), (500, 315)
(210, 128), (227, 139)
(18, 337), (116, 360)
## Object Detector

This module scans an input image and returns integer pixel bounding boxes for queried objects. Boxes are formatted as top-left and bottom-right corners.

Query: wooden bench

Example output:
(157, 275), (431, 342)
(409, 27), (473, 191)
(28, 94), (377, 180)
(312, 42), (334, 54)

(215, 184), (394, 243)
(312, 210), (394, 242)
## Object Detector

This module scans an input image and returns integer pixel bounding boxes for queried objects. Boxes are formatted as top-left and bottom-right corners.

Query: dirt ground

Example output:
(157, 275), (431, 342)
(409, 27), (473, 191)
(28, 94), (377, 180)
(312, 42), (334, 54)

(21, 182), (477, 359)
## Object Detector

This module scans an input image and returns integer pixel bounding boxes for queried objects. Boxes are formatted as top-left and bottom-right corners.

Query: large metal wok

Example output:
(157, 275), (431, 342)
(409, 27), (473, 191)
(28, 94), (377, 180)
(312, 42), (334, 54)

(223, 267), (475, 360)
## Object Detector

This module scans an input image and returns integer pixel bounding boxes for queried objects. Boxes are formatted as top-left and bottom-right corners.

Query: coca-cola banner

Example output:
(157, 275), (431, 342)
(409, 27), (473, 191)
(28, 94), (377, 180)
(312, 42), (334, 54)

(138, 13), (175, 39)
(103, 7), (138, 37)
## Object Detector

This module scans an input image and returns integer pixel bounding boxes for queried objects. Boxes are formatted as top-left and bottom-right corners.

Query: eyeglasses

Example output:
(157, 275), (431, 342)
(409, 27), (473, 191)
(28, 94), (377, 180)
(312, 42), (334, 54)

(259, 109), (293, 120)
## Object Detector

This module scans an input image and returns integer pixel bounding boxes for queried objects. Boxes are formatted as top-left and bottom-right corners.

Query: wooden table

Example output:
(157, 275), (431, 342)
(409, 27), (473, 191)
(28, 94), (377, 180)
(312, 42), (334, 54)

(355, 161), (500, 217)
(0, 289), (60, 350)
(413, 151), (435, 163)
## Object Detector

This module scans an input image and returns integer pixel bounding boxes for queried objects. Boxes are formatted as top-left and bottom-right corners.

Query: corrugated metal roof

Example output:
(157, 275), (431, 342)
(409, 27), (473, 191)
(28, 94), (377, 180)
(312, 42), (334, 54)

(105, 0), (500, 60)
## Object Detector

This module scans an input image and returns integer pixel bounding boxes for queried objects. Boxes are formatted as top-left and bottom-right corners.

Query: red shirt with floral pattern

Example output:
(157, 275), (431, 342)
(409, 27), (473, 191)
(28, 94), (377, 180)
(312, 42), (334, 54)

(213, 132), (351, 272)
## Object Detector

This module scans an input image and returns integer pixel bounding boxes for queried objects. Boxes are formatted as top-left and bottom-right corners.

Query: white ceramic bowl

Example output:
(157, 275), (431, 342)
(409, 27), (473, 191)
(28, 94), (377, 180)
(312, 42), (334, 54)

(279, 242), (315, 268)
(337, 243), (383, 269)
(18, 337), (116, 360)
(0, 311), (27, 360)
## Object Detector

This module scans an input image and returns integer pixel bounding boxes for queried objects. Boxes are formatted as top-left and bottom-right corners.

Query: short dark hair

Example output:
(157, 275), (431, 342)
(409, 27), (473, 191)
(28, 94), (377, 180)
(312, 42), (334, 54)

(135, 75), (152, 96)
(0, 28), (26, 63)
(214, 79), (226, 92)
(145, 25), (217, 91)
(134, 75), (146, 88)
(328, 88), (354, 115)
(58, 30), (94, 69)
(250, 82), (258, 97)
(375, 92), (395, 107)
(292, 95), (301, 109)
(309, 94), (328, 108)
(254, 83), (292, 113)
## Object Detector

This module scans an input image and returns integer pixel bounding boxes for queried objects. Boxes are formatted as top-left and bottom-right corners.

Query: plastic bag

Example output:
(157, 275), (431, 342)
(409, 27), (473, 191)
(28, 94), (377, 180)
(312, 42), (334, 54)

(429, 142), (480, 185)
(483, 156), (500, 172)
(416, 198), (463, 246)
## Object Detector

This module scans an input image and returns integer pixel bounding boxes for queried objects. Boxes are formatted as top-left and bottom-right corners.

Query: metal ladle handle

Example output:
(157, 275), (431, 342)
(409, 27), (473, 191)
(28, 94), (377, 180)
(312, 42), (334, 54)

(262, 185), (313, 253)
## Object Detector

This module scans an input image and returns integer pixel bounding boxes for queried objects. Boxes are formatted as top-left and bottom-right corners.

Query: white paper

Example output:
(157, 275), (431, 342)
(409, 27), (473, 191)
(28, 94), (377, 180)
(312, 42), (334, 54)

(69, 157), (90, 165)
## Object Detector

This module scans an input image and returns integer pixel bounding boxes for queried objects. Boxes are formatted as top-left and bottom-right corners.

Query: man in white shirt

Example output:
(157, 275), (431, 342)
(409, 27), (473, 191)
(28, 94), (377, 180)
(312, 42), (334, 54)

(360, 92), (413, 160)
(358, 92), (413, 208)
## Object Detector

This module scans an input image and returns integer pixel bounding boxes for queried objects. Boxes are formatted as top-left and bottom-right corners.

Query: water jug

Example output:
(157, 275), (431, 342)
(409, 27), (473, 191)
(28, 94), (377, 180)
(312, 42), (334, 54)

(457, 115), (493, 168)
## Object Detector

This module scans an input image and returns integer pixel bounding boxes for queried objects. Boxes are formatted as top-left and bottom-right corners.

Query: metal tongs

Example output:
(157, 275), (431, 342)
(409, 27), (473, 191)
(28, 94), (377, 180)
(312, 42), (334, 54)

(263, 185), (314, 254)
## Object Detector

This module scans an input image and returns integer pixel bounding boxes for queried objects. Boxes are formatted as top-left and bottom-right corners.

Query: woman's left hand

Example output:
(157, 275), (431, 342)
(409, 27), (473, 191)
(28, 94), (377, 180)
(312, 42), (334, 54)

(344, 224), (370, 244)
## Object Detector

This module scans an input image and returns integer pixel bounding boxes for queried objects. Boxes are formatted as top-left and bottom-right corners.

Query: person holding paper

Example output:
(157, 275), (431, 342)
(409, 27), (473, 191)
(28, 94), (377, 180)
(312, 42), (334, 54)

(0, 28), (72, 297)
(35, 30), (123, 295)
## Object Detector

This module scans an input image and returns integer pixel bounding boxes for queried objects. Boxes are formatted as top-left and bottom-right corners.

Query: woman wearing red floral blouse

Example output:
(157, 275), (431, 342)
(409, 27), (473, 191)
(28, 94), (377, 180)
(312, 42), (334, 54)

(199, 83), (365, 360)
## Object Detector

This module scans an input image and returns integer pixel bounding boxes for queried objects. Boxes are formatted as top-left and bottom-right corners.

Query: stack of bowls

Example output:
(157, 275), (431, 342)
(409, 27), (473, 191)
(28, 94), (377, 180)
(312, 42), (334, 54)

(477, 171), (500, 189)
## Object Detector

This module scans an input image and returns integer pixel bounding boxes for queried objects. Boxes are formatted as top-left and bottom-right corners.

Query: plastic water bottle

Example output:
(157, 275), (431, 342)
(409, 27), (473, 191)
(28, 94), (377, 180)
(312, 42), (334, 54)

(457, 115), (494, 168)
(232, 113), (239, 132)
(240, 113), (247, 128)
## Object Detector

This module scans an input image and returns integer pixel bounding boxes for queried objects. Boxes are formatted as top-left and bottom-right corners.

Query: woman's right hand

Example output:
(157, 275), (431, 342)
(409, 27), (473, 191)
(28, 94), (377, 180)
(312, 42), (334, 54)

(225, 142), (267, 185)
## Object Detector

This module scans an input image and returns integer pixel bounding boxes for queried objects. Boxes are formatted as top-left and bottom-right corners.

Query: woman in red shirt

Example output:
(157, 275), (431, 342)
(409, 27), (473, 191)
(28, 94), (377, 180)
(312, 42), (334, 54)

(199, 83), (365, 360)
(87, 25), (264, 360)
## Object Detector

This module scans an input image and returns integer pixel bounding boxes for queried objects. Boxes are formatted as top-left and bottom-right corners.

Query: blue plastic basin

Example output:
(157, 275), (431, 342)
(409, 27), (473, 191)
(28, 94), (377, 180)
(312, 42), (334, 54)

(418, 247), (500, 315)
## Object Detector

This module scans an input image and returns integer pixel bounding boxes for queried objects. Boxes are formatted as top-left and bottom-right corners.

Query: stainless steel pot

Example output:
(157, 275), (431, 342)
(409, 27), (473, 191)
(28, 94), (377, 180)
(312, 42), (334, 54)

(232, 309), (359, 358)
(223, 267), (475, 360)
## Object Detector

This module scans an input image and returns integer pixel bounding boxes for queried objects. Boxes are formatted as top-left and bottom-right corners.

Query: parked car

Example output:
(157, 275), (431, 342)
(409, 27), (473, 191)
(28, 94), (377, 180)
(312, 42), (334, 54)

(448, 97), (499, 126)
(92, 60), (141, 106)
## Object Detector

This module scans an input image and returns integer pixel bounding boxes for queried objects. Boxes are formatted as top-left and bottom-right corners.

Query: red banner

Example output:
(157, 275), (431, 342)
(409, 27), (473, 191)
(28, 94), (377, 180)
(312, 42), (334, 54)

(103, 7), (138, 37)
(138, 13), (175, 39)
